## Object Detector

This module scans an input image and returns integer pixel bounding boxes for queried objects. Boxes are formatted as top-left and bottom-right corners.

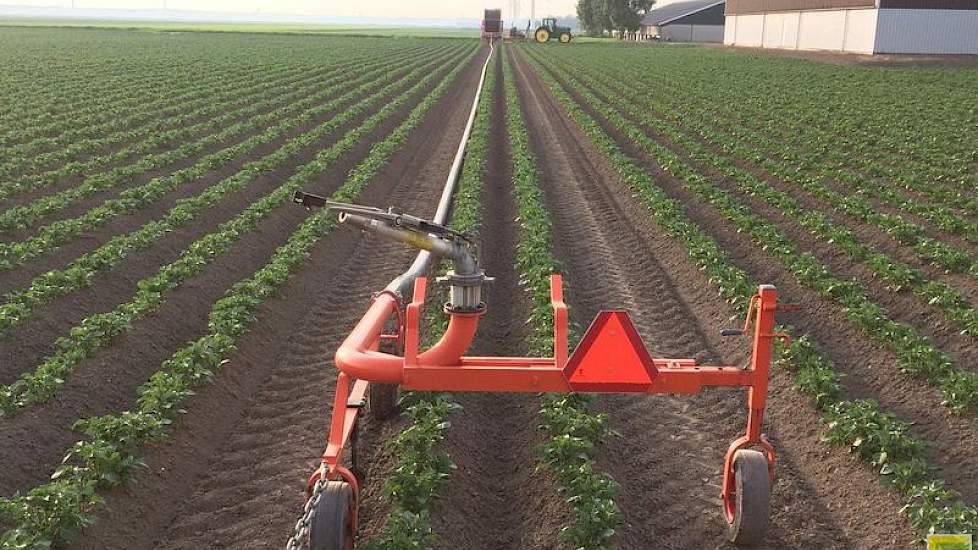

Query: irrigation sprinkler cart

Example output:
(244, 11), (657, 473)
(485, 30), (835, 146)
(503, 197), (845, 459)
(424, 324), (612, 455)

(294, 197), (788, 549)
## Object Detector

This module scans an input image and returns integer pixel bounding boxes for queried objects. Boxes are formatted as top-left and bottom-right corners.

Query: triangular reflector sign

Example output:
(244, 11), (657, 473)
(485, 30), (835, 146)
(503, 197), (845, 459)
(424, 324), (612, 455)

(563, 311), (657, 392)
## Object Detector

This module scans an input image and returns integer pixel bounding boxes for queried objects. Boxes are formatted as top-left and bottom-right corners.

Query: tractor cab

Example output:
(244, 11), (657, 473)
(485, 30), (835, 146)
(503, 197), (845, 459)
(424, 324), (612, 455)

(534, 17), (572, 43)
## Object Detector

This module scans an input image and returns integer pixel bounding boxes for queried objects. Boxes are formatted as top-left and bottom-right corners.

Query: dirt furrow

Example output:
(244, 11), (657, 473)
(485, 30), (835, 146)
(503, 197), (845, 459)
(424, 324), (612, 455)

(430, 51), (564, 550)
(543, 61), (978, 507)
(0, 59), (452, 387)
(511, 47), (916, 549)
(65, 48), (486, 550)
(0, 54), (471, 497)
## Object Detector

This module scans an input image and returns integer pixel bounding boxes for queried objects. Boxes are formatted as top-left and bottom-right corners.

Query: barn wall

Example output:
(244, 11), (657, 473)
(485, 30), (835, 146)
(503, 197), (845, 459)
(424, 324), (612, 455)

(878, 0), (978, 9)
(724, 15), (738, 44)
(876, 9), (978, 53)
(724, 8), (877, 52)
(841, 8), (879, 52)
(725, 13), (765, 45)
(662, 24), (695, 41)
(726, 0), (874, 15)
(692, 24), (726, 41)
(660, 23), (725, 42)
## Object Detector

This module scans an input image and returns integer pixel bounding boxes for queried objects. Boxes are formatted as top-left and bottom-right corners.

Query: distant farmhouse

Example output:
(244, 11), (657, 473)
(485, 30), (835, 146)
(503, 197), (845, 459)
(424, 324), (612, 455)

(724, 0), (978, 54)
(640, 0), (726, 42)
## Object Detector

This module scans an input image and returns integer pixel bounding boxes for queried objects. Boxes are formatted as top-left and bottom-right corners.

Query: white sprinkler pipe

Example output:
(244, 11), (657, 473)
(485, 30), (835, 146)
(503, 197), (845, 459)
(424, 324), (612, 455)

(387, 41), (496, 296)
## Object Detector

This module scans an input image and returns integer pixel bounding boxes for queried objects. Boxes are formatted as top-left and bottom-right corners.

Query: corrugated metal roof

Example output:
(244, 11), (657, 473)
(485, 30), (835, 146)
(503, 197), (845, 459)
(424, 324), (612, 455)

(642, 0), (725, 26)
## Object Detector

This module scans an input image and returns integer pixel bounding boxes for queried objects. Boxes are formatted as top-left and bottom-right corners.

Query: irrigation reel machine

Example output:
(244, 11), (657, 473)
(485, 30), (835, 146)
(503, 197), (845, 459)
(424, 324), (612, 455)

(287, 46), (789, 550)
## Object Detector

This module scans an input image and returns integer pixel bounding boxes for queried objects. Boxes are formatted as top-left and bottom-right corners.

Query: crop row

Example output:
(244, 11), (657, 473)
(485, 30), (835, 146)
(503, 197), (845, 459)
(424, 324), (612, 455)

(0, 57), (202, 143)
(364, 50), (496, 548)
(576, 47), (978, 208)
(724, 84), (978, 198)
(0, 34), (199, 124)
(689, 53), (978, 184)
(527, 48), (978, 419)
(0, 44), (473, 415)
(519, 45), (977, 539)
(540, 47), (978, 237)
(645, 70), (978, 238)
(612, 82), (978, 336)
(0, 46), (453, 270)
(504, 49), (620, 550)
(556, 61), (978, 358)
(0, 33), (346, 143)
(0, 49), (438, 269)
(0, 56), (405, 235)
(0, 47), (459, 339)
(699, 96), (978, 224)
(0, 42), (478, 549)
(0, 43), (439, 203)
(0, 55), (259, 147)
(0, 63), (327, 193)
(631, 56), (978, 220)
(0, 59), (296, 168)
(0, 42), (430, 179)
(0, 59), (334, 180)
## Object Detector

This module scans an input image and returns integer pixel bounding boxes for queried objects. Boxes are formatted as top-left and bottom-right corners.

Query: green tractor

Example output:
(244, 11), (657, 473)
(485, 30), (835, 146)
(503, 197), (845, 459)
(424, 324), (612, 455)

(533, 17), (572, 43)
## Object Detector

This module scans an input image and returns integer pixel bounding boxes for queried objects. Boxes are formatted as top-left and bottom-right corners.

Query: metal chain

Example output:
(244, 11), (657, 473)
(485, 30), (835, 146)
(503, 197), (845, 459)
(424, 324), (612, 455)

(285, 471), (326, 550)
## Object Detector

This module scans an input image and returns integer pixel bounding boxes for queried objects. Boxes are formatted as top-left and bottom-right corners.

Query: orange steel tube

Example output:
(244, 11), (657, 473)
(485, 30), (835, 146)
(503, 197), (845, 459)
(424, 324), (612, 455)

(416, 313), (479, 366)
(334, 289), (481, 382)
(333, 292), (403, 383)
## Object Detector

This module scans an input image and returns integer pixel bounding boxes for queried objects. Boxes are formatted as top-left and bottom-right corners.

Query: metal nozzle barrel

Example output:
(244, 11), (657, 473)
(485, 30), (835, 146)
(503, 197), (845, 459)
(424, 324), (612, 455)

(339, 212), (459, 258)
(338, 211), (489, 312)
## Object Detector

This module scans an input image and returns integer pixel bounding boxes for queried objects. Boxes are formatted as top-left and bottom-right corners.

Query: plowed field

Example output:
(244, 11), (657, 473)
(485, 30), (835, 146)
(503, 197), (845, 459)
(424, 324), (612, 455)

(1, 27), (975, 550)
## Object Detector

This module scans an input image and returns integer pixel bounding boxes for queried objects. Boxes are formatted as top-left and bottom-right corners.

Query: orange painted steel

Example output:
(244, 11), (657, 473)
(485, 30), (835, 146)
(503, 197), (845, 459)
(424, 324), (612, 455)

(313, 274), (787, 538)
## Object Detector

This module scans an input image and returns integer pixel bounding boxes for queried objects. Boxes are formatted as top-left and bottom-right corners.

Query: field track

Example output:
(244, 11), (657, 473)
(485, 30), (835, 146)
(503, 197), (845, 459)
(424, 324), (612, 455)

(2, 26), (976, 550)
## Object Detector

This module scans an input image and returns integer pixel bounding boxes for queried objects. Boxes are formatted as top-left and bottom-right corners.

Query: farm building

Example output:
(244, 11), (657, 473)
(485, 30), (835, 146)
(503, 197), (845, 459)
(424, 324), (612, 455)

(724, 0), (978, 54)
(640, 0), (726, 42)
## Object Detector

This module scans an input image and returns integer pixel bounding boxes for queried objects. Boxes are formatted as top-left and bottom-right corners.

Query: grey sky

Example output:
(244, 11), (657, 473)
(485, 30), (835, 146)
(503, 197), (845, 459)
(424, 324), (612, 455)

(7, 0), (583, 18)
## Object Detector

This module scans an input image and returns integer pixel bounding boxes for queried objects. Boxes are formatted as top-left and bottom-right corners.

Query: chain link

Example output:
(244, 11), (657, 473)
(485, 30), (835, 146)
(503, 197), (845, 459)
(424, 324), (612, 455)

(285, 470), (326, 550)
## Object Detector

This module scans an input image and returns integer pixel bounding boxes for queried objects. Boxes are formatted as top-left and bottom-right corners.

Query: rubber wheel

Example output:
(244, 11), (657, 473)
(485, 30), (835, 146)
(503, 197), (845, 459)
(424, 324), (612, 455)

(368, 382), (399, 421)
(559, 32), (571, 43)
(310, 481), (354, 550)
(535, 27), (550, 43)
(726, 449), (771, 546)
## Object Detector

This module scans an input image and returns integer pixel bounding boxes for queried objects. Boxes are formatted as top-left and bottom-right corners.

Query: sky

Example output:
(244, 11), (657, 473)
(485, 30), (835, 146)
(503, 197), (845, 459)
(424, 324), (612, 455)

(4, 0), (584, 19)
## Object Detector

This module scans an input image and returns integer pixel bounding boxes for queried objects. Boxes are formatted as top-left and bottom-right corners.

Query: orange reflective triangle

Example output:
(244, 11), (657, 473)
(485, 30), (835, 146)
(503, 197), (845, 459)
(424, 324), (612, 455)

(563, 311), (657, 392)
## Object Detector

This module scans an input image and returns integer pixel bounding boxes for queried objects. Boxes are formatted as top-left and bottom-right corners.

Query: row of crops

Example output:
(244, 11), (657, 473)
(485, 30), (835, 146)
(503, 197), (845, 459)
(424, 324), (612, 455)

(516, 43), (978, 538)
(359, 46), (621, 550)
(0, 28), (479, 547)
(3, 24), (976, 548)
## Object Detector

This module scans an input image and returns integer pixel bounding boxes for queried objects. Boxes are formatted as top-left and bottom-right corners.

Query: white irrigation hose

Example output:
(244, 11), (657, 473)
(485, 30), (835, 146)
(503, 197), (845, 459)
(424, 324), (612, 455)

(387, 41), (496, 295)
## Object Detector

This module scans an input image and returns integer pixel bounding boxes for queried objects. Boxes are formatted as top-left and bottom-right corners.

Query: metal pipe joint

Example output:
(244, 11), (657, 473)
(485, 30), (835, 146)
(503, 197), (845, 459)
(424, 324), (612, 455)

(337, 211), (492, 313)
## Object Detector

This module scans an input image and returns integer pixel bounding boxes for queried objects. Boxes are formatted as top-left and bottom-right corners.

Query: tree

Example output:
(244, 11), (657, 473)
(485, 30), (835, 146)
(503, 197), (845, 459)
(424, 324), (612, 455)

(576, 0), (608, 36)
(577, 0), (654, 37)
(605, 0), (655, 37)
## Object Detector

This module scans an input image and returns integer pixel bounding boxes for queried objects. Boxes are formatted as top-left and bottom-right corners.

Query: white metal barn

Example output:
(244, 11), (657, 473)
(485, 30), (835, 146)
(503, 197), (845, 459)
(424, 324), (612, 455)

(724, 0), (978, 54)
(640, 0), (727, 42)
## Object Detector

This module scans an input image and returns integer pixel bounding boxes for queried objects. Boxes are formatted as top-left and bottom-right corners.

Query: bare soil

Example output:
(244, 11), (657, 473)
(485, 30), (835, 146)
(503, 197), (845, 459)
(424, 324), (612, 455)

(510, 46), (917, 549)
(6, 35), (968, 550)
(62, 46), (489, 550)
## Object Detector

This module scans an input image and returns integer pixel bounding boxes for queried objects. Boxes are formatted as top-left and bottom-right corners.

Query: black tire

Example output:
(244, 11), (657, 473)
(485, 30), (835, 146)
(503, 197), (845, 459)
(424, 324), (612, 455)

(559, 32), (572, 43)
(368, 382), (399, 421)
(310, 481), (354, 550)
(726, 449), (771, 546)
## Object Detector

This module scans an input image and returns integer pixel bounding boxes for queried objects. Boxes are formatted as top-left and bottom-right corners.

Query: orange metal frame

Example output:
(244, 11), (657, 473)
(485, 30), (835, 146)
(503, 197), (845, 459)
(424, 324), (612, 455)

(307, 275), (787, 529)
